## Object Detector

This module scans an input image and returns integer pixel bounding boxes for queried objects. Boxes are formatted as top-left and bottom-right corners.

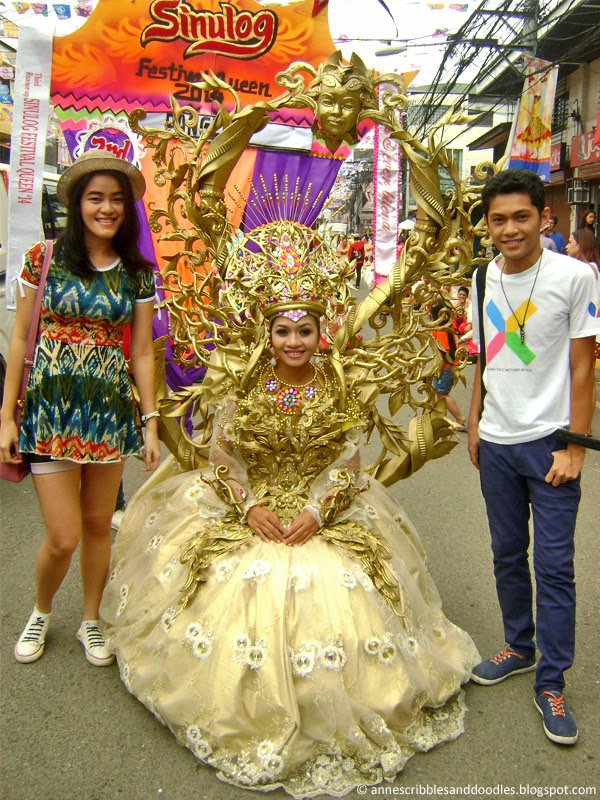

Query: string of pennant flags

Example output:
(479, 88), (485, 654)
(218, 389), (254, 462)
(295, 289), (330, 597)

(0, 0), (471, 22)
(0, 1), (94, 18)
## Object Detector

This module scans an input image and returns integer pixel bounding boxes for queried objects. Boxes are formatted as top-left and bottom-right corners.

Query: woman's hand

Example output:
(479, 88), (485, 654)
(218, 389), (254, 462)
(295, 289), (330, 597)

(285, 510), (320, 546)
(141, 425), (161, 472)
(0, 419), (22, 464)
(246, 504), (286, 543)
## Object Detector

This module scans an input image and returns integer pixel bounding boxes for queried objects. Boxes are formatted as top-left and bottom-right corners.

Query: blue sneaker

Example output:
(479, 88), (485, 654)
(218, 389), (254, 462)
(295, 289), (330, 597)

(534, 691), (578, 745)
(471, 647), (536, 685)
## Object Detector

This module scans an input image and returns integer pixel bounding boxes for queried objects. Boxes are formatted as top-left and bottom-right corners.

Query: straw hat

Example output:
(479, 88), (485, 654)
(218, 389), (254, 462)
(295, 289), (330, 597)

(56, 149), (146, 205)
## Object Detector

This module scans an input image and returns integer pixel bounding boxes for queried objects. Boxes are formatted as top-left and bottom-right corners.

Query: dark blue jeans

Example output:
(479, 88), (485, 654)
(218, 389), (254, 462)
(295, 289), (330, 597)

(479, 436), (581, 692)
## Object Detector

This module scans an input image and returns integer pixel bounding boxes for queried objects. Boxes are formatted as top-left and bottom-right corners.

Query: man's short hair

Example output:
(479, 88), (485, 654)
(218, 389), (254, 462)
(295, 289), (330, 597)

(551, 214), (559, 225)
(481, 169), (546, 217)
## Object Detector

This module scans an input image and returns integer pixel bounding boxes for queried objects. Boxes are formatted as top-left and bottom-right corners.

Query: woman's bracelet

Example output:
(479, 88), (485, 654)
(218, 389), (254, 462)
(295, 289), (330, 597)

(141, 410), (160, 424)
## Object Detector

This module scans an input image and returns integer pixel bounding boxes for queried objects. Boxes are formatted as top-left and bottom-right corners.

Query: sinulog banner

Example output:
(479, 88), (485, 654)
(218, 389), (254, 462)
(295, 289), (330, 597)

(6, 0), (345, 307)
(50, 0), (338, 131)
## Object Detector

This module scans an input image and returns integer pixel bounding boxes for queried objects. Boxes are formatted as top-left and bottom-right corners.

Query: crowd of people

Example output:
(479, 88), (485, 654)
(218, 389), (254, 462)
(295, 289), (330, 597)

(0, 156), (598, 795)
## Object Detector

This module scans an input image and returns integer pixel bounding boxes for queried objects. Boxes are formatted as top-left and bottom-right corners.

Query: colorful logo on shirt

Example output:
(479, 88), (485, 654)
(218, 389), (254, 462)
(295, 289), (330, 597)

(589, 301), (600, 318)
(485, 299), (537, 365)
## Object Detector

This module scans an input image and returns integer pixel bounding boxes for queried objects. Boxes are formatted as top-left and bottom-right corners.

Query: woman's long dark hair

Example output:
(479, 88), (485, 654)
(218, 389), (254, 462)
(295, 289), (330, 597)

(54, 169), (154, 278)
(572, 228), (600, 265)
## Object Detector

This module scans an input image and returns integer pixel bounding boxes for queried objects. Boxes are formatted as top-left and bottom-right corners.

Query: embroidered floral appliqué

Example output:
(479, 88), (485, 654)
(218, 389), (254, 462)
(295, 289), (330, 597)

(290, 648), (316, 677)
(215, 556), (239, 583)
(186, 725), (213, 761)
(116, 584), (130, 616)
(319, 644), (347, 671)
(184, 480), (205, 503)
(184, 621), (214, 660)
(288, 564), (312, 591)
(144, 512), (159, 528)
(363, 634), (397, 665)
(159, 557), (179, 583)
(160, 608), (177, 633)
(243, 559), (271, 584)
(120, 663), (132, 692)
(233, 634), (268, 670)
(338, 568), (356, 589)
(145, 533), (164, 552)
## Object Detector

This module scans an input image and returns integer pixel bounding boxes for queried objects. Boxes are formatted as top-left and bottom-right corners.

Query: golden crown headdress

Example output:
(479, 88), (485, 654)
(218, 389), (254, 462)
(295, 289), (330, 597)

(222, 170), (353, 325)
(223, 220), (347, 322)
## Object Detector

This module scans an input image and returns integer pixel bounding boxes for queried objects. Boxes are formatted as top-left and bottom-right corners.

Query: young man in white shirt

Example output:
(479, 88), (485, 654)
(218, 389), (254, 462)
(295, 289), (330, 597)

(467, 168), (599, 745)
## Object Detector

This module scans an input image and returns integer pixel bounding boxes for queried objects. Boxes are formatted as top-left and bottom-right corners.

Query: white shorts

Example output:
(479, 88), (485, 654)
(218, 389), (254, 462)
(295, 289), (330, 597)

(29, 459), (80, 475)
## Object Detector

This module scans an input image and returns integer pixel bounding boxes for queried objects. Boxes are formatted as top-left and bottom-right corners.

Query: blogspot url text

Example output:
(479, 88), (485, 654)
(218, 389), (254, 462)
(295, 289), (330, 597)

(355, 786), (597, 797)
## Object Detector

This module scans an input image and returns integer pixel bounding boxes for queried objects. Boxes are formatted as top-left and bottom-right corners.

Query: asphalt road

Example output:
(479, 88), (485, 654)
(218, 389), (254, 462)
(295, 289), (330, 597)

(1, 367), (599, 800)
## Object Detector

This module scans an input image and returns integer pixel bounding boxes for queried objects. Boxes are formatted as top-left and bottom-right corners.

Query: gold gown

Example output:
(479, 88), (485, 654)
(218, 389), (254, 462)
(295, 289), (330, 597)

(100, 362), (479, 797)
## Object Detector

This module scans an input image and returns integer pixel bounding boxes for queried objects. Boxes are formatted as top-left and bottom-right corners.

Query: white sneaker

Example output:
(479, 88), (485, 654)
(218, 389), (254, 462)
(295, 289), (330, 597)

(77, 620), (115, 667)
(111, 509), (125, 531)
(15, 608), (51, 663)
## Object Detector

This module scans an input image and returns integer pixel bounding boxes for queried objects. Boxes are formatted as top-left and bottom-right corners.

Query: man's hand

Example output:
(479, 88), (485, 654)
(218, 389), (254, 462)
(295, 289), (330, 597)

(467, 419), (480, 470)
(467, 359), (482, 470)
(545, 446), (585, 486)
(247, 505), (286, 543)
(285, 510), (320, 546)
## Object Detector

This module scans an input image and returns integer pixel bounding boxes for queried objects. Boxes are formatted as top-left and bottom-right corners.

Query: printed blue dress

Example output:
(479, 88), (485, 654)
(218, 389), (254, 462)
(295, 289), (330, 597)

(18, 241), (155, 463)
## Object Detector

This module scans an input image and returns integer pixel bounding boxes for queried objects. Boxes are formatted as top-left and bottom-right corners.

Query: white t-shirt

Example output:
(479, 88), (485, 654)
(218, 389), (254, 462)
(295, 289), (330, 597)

(472, 250), (600, 444)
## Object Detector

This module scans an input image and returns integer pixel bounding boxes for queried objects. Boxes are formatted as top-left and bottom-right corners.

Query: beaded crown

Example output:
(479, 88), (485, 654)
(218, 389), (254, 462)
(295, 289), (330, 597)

(223, 219), (348, 322)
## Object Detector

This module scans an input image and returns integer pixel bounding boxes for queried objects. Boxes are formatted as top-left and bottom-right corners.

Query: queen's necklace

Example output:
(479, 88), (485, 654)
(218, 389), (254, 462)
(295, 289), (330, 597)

(262, 363), (322, 413)
(499, 251), (543, 345)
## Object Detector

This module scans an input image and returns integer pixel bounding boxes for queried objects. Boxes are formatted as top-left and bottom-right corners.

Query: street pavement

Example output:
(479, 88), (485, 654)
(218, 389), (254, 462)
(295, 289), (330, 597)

(1, 366), (599, 800)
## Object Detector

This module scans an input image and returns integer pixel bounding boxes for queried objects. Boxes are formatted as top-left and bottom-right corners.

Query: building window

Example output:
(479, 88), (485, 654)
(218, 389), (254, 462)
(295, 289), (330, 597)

(469, 109), (494, 127)
(552, 94), (569, 133)
(439, 149), (463, 193)
(407, 104), (451, 132)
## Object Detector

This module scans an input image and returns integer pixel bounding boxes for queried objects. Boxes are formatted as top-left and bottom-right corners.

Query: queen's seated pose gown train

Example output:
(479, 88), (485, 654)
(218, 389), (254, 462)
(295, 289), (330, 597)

(100, 219), (479, 798)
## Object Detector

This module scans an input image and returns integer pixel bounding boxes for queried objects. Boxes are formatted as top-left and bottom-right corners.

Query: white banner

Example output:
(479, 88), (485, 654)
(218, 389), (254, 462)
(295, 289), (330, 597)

(505, 55), (559, 183)
(6, 22), (54, 309)
(373, 83), (401, 282)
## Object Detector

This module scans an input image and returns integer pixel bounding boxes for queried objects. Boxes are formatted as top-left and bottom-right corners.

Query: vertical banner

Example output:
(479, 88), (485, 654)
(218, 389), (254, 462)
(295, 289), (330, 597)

(506, 55), (559, 182)
(373, 83), (401, 283)
(6, 21), (54, 308)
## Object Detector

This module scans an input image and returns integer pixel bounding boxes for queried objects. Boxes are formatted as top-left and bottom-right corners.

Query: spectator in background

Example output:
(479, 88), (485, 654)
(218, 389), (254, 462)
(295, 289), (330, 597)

(546, 215), (566, 254)
(336, 234), (349, 262)
(566, 228), (600, 430)
(540, 226), (558, 252)
(397, 231), (407, 255)
(348, 232), (365, 289)
(452, 287), (479, 364)
(363, 232), (373, 264)
(579, 208), (597, 236)
(566, 228), (600, 274)
(430, 298), (467, 431)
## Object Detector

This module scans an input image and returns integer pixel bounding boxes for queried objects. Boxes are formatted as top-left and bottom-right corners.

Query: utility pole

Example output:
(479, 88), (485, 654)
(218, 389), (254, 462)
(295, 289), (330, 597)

(521, 0), (539, 56)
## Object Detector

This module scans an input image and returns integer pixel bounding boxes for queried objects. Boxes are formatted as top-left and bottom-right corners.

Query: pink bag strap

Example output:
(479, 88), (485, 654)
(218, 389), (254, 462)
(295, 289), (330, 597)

(17, 239), (53, 404)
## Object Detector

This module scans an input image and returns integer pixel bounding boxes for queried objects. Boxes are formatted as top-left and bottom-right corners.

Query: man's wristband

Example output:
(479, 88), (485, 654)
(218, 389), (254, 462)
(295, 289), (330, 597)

(553, 428), (600, 452)
(141, 411), (160, 425)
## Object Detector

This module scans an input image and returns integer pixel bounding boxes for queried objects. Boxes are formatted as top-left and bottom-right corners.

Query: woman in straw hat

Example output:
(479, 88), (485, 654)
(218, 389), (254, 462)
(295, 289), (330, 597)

(0, 149), (161, 667)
